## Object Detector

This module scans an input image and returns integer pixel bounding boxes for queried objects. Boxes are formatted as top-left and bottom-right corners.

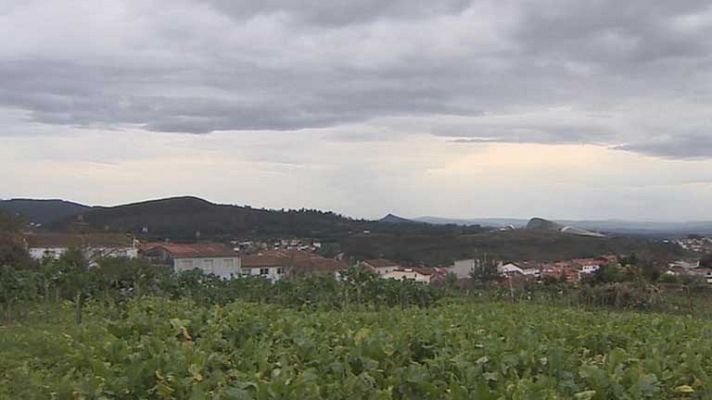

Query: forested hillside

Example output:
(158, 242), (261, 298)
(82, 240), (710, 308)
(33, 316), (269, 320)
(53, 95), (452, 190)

(48, 196), (484, 241)
(342, 230), (686, 265)
(3, 197), (687, 266)
(0, 199), (90, 225)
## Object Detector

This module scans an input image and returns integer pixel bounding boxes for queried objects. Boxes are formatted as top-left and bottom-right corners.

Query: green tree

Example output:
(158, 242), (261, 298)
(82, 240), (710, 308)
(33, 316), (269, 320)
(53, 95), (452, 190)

(0, 233), (33, 269)
(0, 210), (25, 232)
(51, 248), (91, 324)
(470, 254), (499, 288)
(0, 266), (38, 324)
(589, 263), (623, 285)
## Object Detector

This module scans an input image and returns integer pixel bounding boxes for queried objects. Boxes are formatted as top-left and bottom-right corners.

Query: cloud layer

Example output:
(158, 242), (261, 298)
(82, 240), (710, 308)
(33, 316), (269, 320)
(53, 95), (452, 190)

(1, 0), (712, 158)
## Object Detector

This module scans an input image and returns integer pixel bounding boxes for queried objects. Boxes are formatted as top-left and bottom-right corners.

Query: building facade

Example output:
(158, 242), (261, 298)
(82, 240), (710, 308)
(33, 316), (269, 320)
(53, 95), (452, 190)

(382, 268), (432, 283)
(141, 242), (240, 279)
(26, 233), (138, 262)
(359, 259), (401, 275)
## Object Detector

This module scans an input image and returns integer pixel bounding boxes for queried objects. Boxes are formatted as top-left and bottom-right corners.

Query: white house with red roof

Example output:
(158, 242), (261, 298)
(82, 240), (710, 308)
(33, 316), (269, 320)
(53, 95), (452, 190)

(241, 249), (348, 282)
(358, 258), (401, 275)
(141, 242), (240, 279)
(26, 233), (138, 262)
(382, 267), (433, 283)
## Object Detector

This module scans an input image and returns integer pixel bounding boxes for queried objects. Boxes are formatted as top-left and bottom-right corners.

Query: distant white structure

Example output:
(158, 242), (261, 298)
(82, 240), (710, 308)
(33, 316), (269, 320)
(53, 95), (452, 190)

(580, 264), (600, 275)
(241, 249), (348, 282)
(240, 252), (288, 282)
(382, 268), (432, 284)
(449, 259), (476, 279)
(498, 262), (525, 276)
(669, 260), (700, 270)
(26, 233), (138, 262)
(142, 243), (240, 279)
(359, 259), (401, 275)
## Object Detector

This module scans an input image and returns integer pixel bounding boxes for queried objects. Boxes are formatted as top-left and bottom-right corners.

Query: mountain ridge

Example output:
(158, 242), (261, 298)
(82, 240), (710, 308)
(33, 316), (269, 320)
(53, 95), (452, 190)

(0, 198), (91, 225)
(4, 197), (712, 237)
(415, 216), (712, 236)
(36, 196), (484, 241)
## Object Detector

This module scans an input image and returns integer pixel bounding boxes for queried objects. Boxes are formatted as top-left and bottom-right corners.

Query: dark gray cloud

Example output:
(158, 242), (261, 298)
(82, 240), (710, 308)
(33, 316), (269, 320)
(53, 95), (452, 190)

(1, 0), (711, 157)
(614, 134), (712, 159)
(203, 0), (472, 26)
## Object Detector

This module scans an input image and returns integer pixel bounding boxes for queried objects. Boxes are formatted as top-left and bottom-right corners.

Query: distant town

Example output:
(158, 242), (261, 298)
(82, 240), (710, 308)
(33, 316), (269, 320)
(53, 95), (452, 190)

(18, 229), (712, 288)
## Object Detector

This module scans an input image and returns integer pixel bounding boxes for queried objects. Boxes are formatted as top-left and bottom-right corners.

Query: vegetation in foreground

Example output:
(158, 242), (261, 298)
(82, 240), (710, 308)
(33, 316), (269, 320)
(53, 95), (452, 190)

(2, 298), (711, 399)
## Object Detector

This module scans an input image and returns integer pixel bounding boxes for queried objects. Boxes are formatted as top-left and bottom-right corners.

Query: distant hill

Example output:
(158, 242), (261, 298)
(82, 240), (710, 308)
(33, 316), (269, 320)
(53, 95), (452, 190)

(379, 214), (417, 224)
(47, 196), (485, 241)
(557, 220), (712, 237)
(2, 196), (690, 266)
(525, 217), (605, 238)
(342, 229), (685, 266)
(0, 199), (90, 225)
(49, 196), (357, 240)
(416, 215), (712, 237)
(415, 216), (528, 227)
(525, 217), (563, 231)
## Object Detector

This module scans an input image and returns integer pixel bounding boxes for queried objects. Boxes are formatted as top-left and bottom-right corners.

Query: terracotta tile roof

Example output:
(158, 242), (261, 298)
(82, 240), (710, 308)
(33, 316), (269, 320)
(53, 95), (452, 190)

(292, 257), (348, 274)
(26, 233), (134, 248)
(572, 258), (607, 266)
(241, 252), (287, 267)
(362, 258), (400, 268)
(144, 242), (236, 258)
(242, 249), (347, 273)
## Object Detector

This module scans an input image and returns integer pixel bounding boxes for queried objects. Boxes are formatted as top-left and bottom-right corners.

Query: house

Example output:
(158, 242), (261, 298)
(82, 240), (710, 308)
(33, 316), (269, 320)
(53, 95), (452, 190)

(141, 242), (239, 279)
(240, 251), (289, 281)
(540, 262), (579, 283)
(571, 258), (606, 279)
(359, 258), (401, 275)
(26, 233), (138, 262)
(669, 259), (700, 270)
(519, 266), (541, 278)
(382, 268), (433, 284)
(498, 262), (525, 276)
(241, 250), (347, 282)
(289, 254), (348, 278)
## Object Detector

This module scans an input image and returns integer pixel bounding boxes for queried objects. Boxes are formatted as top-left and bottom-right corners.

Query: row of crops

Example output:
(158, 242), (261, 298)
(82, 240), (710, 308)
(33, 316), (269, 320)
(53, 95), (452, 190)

(1, 259), (444, 325)
(2, 297), (711, 399)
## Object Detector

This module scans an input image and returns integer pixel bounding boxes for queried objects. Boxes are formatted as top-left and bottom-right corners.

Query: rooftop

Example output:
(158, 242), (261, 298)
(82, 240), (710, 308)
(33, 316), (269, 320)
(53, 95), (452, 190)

(242, 249), (347, 273)
(143, 242), (236, 258)
(361, 258), (400, 268)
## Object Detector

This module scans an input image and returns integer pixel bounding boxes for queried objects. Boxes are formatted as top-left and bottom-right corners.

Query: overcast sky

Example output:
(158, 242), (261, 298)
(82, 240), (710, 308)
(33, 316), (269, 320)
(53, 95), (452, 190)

(2, 0), (712, 221)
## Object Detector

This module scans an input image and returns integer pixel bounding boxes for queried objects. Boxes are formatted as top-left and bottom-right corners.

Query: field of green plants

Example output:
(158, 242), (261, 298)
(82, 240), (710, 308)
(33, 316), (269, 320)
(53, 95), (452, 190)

(2, 298), (711, 399)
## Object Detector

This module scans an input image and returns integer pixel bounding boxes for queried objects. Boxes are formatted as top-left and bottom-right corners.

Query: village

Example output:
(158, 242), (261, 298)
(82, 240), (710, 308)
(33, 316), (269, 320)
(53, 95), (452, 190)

(22, 232), (712, 287)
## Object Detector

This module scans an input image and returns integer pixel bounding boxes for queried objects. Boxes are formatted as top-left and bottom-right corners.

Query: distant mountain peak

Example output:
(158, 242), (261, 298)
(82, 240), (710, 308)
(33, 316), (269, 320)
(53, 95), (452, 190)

(379, 213), (416, 224)
(137, 196), (214, 205)
(525, 217), (562, 231)
(526, 217), (604, 237)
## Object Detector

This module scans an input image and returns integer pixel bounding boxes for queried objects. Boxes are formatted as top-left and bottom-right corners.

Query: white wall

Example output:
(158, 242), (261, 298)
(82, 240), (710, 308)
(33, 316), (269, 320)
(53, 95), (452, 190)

(498, 263), (524, 275)
(29, 246), (138, 261)
(29, 247), (67, 260)
(174, 257), (240, 279)
(450, 259), (475, 279)
(374, 266), (400, 275)
(243, 266), (285, 282)
(383, 270), (431, 283)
